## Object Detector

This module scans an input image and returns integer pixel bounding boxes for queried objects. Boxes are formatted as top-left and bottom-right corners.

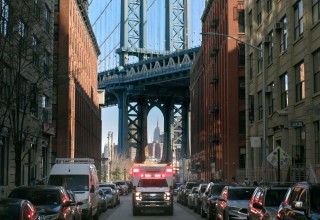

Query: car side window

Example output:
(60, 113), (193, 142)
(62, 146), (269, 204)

(289, 187), (302, 204)
(299, 188), (308, 205)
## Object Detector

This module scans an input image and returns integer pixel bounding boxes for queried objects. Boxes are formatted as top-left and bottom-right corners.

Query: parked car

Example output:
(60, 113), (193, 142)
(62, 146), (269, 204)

(173, 182), (183, 196)
(187, 186), (199, 209)
(182, 182), (199, 205)
(193, 183), (208, 214)
(98, 189), (108, 213)
(247, 184), (289, 220)
(216, 185), (256, 220)
(8, 185), (74, 220)
(0, 198), (43, 220)
(113, 180), (129, 195)
(200, 182), (226, 219)
(102, 187), (117, 208)
(277, 182), (320, 220)
(176, 185), (185, 203)
(66, 190), (83, 220)
(100, 182), (120, 205)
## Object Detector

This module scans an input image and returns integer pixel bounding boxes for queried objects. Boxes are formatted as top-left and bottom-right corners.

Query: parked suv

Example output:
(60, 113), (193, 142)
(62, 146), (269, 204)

(277, 182), (320, 220)
(247, 184), (289, 220)
(8, 185), (75, 220)
(182, 182), (199, 205)
(200, 182), (226, 219)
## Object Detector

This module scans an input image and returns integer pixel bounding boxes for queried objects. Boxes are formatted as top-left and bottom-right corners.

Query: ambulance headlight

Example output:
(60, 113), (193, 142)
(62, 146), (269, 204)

(164, 192), (171, 200)
(135, 192), (142, 201)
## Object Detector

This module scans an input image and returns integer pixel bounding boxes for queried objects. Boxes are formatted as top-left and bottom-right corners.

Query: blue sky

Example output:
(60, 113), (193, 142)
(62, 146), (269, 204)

(88, 1), (205, 150)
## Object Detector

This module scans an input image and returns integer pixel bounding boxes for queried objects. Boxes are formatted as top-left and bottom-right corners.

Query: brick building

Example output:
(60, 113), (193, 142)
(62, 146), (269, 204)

(53, 0), (102, 170)
(190, 0), (246, 182)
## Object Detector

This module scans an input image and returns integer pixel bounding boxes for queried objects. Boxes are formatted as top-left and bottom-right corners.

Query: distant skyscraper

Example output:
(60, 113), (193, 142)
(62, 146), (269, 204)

(153, 120), (161, 142)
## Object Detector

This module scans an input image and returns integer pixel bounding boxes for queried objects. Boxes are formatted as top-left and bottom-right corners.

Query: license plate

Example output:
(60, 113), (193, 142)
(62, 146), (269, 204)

(150, 204), (156, 207)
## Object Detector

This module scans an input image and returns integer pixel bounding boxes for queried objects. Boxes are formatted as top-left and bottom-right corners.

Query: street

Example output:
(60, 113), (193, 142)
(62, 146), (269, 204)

(99, 194), (202, 220)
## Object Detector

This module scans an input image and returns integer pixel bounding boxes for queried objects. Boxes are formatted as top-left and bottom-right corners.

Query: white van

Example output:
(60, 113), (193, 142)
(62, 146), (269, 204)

(47, 158), (99, 220)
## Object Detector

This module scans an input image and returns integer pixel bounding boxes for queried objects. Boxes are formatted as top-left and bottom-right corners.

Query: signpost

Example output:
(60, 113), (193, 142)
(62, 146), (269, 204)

(267, 146), (290, 182)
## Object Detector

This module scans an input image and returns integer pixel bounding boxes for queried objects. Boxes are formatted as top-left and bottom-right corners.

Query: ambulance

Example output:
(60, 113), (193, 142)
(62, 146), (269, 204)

(131, 163), (174, 216)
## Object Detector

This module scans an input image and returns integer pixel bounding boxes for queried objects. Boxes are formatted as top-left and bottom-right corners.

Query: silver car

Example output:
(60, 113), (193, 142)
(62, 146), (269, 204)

(102, 187), (117, 208)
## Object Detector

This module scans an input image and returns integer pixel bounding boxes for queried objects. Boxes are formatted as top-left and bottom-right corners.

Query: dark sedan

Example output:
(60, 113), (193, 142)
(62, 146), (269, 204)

(0, 198), (43, 220)
(8, 185), (75, 220)
(201, 182), (226, 219)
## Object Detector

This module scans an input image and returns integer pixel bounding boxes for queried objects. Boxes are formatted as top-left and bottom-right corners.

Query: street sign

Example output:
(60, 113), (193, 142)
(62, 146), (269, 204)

(291, 121), (304, 127)
(267, 146), (290, 169)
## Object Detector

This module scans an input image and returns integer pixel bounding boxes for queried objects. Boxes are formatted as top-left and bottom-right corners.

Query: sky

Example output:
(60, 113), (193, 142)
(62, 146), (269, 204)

(88, 0), (205, 150)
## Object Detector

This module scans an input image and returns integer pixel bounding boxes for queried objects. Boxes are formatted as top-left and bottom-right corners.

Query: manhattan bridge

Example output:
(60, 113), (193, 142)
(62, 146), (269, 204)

(89, 0), (205, 163)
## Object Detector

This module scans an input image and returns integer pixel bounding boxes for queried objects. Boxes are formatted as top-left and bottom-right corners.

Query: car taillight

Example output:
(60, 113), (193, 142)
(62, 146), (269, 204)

(133, 168), (140, 176)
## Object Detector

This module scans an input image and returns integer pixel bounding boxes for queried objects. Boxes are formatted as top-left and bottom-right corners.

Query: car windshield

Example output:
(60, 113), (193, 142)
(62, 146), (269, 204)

(100, 184), (116, 190)
(200, 185), (208, 193)
(138, 179), (168, 187)
(186, 183), (198, 189)
(265, 189), (288, 206)
(228, 188), (255, 200)
(211, 185), (225, 195)
(48, 175), (89, 191)
(311, 186), (320, 211)
(9, 189), (61, 206)
(102, 188), (112, 194)
(114, 181), (126, 186)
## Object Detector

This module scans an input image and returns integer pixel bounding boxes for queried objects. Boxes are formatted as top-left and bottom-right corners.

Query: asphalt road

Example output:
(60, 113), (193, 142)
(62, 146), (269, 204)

(99, 194), (203, 220)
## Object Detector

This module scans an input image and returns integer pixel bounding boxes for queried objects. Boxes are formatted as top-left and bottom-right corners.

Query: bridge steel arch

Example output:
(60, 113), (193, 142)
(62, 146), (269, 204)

(100, 0), (193, 163)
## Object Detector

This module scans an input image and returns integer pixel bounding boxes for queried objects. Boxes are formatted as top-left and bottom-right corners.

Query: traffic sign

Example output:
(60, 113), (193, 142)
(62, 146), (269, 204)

(267, 146), (290, 169)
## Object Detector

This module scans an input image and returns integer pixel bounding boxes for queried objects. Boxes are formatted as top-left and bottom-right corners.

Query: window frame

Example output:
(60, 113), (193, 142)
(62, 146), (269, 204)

(280, 73), (288, 109)
(295, 61), (305, 102)
(294, 0), (304, 40)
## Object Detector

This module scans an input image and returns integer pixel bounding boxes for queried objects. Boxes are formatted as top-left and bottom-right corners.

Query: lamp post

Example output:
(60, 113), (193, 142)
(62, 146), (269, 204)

(201, 32), (267, 181)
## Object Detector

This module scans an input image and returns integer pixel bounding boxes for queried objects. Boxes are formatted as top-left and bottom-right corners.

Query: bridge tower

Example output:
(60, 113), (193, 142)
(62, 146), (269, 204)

(114, 0), (191, 163)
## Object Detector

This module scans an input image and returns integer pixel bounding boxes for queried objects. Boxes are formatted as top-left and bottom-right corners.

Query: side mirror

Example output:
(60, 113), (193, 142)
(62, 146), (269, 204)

(252, 202), (263, 210)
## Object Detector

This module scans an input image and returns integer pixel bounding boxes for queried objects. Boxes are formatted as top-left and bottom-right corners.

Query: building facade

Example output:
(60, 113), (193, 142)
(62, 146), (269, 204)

(53, 0), (102, 170)
(0, 0), (54, 196)
(245, 0), (320, 182)
(190, 0), (246, 182)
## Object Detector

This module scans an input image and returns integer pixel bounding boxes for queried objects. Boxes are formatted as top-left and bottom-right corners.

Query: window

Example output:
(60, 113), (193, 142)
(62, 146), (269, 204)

(44, 6), (51, 33)
(293, 126), (306, 165)
(44, 50), (50, 75)
(54, 0), (59, 12)
(295, 61), (305, 102)
(280, 16), (287, 52)
(239, 111), (245, 134)
(268, 82), (274, 115)
(258, 91), (263, 120)
(280, 73), (288, 109)
(258, 44), (263, 73)
(239, 76), (245, 99)
(257, 0), (262, 25)
(32, 36), (40, 67)
(0, 135), (9, 185)
(19, 77), (28, 111)
(267, 31), (274, 65)
(294, 1), (304, 40)
(41, 146), (48, 178)
(34, 0), (40, 19)
(248, 10), (252, 37)
(314, 49), (320, 93)
(312, 0), (320, 24)
(30, 84), (38, 117)
(314, 121), (320, 164)
(249, 53), (253, 80)
(42, 95), (49, 122)
(238, 10), (245, 33)
(239, 147), (246, 168)
(0, 0), (9, 37)
(267, 0), (272, 13)
(18, 20), (28, 56)
(54, 24), (59, 41)
(238, 44), (245, 66)
(249, 95), (254, 122)
(0, 64), (11, 100)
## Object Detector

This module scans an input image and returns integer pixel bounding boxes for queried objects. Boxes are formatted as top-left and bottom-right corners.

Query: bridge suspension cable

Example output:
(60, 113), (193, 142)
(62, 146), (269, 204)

(92, 0), (113, 27)
(99, 42), (120, 66)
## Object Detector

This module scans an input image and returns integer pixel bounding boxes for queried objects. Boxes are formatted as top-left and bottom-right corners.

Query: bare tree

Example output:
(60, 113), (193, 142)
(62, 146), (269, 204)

(0, 0), (54, 186)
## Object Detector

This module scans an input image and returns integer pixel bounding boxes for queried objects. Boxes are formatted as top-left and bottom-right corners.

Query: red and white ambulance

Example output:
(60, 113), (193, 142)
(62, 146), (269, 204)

(131, 163), (174, 216)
